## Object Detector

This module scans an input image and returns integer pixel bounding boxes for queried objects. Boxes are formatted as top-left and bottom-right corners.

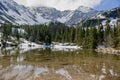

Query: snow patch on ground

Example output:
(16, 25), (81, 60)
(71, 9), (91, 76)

(0, 38), (81, 54)
(18, 39), (43, 53)
(97, 45), (106, 49)
(53, 45), (81, 51)
(18, 40), (81, 52)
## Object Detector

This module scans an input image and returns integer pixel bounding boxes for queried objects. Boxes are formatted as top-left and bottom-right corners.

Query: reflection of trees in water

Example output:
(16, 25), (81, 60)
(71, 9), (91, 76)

(0, 49), (120, 80)
(0, 47), (19, 56)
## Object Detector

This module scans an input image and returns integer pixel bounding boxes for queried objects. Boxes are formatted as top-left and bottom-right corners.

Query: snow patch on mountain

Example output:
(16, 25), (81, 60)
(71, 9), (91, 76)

(57, 11), (74, 23)
(109, 18), (117, 27)
(35, 13), (51, 24)
(96, 14), (106, 19)
(0, 0), (99, 25)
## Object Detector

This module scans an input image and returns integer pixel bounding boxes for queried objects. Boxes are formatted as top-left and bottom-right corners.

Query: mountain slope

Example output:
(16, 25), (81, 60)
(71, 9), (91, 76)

(0, 0), (99, 25)
(82, 7), (120, 27)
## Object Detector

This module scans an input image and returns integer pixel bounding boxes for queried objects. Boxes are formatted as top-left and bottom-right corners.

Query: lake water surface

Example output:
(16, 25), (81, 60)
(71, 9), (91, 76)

(0, 48), (120, 80)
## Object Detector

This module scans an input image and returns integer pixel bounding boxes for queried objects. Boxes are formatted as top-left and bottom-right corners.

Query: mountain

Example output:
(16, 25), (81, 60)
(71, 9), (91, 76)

(64, 6), (98, 25)
(0, 0), (43, 25)
(0, 0), (99, 25)
(82, 7), (120, 27)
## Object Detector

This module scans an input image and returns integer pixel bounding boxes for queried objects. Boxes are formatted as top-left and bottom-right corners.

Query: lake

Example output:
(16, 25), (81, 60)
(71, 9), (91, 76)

(0, 48), (120, 80)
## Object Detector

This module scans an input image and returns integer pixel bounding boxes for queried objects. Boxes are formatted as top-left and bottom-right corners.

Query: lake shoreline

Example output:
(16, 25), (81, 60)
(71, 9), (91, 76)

(1, 38), (120, 55)
(95, 48), (120, 55)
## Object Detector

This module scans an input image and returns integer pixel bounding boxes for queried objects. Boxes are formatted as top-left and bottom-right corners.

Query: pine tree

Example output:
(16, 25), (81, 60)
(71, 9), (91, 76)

(104, 20), (111, 46)
(97, 25), (104, 44)
(116, 25), (120, 48)
(88, 25), (97, 49)
(82, 27), (89, 49)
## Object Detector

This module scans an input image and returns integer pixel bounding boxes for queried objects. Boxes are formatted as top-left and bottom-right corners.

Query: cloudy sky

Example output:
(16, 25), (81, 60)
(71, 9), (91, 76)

(14, 0), (120, 11)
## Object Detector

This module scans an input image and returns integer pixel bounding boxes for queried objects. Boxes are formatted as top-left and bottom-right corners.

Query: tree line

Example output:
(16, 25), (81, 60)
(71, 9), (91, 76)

(1, 22), (120, 49)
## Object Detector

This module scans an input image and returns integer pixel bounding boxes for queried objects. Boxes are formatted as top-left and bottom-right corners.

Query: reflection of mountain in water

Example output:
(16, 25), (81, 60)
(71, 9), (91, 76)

(0, 63), (118, 80)
(0, 49), (120, 80)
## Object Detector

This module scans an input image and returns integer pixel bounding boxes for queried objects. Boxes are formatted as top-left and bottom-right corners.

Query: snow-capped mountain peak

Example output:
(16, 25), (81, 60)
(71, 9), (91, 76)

(0, 0), (99, 25)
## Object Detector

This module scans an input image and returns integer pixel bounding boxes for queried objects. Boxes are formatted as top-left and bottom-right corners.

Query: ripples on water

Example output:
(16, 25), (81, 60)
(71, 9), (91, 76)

(0, 48), (120, 80)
